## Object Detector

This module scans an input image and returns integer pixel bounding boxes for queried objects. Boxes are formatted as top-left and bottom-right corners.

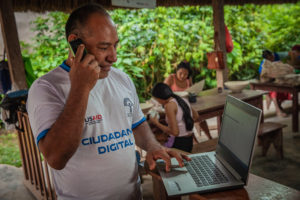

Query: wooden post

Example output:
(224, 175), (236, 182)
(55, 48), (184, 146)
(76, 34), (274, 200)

(212, 0), (228, 89)
(0, 0), (28, 90)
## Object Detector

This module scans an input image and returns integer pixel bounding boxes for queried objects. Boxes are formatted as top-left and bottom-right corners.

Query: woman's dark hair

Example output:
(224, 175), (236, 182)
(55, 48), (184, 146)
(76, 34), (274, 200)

(152, 83), (194, 131)
(176, 61), (192, 78)
(65, 3), (109, 39)
(262, 50), (273, 59)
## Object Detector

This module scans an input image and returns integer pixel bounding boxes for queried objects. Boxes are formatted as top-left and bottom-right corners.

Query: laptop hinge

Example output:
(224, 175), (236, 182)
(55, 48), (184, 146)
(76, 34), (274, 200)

(215, 153), (242, 181)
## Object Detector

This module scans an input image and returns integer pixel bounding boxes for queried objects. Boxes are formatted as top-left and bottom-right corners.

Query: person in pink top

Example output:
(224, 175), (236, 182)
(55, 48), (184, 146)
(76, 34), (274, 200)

(164, 61), (212, 140)
(149, 83), (199, 152)
(164, 61), (192, 91)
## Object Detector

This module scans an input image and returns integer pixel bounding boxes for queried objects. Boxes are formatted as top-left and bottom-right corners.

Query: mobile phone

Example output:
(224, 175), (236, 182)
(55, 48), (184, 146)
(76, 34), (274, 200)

(69, 38), (87, 60)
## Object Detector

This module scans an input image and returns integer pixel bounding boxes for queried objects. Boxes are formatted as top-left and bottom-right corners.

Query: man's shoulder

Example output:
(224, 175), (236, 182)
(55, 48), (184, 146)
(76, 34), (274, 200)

(30, 67), (67, 92)
(36, 66), (67, 82)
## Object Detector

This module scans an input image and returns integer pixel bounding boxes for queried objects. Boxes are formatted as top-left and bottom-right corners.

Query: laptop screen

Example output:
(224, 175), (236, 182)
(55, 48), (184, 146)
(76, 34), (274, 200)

(216, 95), (261, 183)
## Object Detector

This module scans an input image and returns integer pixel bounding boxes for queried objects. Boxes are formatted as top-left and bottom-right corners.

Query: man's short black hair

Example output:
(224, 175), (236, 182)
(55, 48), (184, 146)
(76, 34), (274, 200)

(65, 3), (109, 40)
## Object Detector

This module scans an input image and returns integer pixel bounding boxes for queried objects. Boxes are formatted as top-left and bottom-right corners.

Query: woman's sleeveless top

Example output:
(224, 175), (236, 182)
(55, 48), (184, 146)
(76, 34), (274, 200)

(166, 98), (193, 137)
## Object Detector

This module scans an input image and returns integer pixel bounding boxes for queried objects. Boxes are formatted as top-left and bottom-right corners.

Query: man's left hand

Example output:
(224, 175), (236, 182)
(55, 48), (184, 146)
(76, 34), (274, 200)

(145, 147), (191, 172)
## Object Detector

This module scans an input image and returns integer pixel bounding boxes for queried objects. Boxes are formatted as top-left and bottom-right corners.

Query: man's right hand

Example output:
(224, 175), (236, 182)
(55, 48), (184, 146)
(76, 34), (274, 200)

(69, 44), (100, 92)
(39, 44), (99, 170)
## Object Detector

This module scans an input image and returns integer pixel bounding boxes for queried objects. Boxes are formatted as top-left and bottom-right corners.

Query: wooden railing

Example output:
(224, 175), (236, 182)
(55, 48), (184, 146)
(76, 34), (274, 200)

(16, 110), (56, 200)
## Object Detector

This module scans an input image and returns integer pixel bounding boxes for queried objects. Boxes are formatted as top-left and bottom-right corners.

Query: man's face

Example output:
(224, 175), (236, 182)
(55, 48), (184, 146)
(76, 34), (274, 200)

(81, 13), (119, 79)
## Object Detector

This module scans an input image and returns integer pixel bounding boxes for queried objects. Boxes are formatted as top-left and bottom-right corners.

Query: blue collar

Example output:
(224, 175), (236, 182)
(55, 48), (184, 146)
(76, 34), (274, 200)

(59, 60), (70, 72)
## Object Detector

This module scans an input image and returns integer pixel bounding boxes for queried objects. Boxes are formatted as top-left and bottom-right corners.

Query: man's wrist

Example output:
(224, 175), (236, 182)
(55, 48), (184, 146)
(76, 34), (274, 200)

(146, 142), (164, 152)
(70, 84), (90, 96)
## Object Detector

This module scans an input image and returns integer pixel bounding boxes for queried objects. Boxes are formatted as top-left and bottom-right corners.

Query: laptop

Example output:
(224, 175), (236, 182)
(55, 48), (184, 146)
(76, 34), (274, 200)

(157, 95), (262, 196)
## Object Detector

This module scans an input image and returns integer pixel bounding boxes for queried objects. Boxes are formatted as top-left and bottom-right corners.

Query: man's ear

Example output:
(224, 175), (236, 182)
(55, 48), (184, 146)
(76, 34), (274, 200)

(67, 34), (77, 42)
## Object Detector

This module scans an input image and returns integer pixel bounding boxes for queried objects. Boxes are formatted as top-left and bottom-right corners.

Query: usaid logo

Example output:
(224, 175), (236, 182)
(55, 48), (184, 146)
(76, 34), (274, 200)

(85, 114), (103, 125)
(124, 98), (133, 117)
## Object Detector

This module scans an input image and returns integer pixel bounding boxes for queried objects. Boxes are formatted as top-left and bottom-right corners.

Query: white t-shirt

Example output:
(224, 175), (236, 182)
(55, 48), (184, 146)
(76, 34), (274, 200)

(27, 61), (146, 200)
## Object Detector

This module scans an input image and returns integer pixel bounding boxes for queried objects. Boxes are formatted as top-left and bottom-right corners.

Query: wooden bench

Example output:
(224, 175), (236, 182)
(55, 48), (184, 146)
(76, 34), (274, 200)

(258, 122), (287, 159)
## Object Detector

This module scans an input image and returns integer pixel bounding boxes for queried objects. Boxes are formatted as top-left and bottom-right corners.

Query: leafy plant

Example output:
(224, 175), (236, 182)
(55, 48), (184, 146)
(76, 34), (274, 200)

(21, 12), (69, 77)
(20, 3), (300, 101)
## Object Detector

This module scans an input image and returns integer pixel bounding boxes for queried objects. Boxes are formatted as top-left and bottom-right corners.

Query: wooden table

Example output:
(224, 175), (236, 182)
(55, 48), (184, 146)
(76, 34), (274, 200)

(149, 143), (300, 200)
(188, 173), (300, 200)
(151, 173), (300, 200)
(250, 82), (300, 132)
(190, 89), (266, 132)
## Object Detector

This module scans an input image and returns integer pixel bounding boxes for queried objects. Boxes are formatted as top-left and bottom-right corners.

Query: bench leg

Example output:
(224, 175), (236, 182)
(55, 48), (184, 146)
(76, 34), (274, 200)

(273, 130), (284, 159)
(260, 136), (271, 156)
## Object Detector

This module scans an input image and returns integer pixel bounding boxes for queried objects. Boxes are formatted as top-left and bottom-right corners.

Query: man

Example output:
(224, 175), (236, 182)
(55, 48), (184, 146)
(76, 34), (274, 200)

(27, 4), (189, 200)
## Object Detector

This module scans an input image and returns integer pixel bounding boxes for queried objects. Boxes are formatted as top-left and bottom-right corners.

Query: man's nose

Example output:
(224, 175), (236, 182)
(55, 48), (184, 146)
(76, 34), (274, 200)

(107, 46), (117, 63)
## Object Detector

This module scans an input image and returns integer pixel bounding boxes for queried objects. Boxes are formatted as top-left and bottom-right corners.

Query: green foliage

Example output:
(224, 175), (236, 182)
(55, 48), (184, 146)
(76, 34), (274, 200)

(21, 3), (300, 101)
(225, 5), (265, 80)
(260, 4), (300, 51)
(21, 12), (69, 77)
(0, 133), (21, 167)
(111, 6), (215, 101)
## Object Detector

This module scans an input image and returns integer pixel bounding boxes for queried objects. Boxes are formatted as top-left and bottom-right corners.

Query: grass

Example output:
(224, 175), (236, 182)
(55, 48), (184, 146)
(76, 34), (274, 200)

(0, 132), (22, 167)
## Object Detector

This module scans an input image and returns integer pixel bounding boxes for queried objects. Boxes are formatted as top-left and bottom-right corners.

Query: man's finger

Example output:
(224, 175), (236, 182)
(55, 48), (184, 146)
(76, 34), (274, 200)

(69, 57), (74, 66)
(74, 44), (85, 64)
(81, 54), (95, 67)
(155, 151), (171, 172)
(167, 150), (184, 167)
(147, 155), (156, 170)
(181, 154), (191, 161)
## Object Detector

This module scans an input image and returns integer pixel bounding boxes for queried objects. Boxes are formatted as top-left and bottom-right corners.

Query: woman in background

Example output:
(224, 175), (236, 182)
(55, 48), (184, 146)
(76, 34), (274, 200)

(164, 61), (212, 139)
(164, 61), (192, 91)
(149, 83), (198, 153)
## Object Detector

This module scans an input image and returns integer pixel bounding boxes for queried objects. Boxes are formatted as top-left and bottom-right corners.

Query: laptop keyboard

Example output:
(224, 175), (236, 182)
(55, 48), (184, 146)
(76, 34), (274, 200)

(184, 155), (229, 187)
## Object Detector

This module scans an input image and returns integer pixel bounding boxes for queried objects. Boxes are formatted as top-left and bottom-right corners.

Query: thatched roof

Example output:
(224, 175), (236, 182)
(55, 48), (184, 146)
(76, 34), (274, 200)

(12, 0), (299, 12)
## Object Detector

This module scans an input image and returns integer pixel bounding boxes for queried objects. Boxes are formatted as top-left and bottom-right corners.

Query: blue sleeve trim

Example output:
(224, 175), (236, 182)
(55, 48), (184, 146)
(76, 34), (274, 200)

(36, 129), (50, 145)
(132, 117), (146, 129)
(59, 60), (70, 72)
(258, 60), (265, 74)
